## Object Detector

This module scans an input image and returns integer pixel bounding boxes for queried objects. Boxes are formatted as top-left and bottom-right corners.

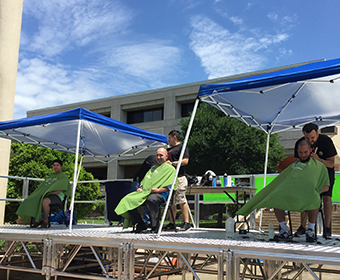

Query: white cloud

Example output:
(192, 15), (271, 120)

(230, 16), (244, 26)
(267, 12), (297, 31)
(106, 43), (181, 82)
(14, 58), (107, 118)
(189, 15), (289, 79)
(15, 0), (184, 118)
(22, 0), (132, 57)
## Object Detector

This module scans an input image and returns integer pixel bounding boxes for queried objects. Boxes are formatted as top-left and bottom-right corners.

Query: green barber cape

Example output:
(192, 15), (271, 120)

(237, 158), (329, 216)
(115, 162), (177, 228)
(16, 172), (71, 224)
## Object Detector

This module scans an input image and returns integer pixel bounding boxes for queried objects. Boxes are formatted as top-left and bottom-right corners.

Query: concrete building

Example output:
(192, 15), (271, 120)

(27, 63), (340, 179)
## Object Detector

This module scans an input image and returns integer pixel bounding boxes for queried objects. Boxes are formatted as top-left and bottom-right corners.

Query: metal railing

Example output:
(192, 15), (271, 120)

(1, 172), (339, 225)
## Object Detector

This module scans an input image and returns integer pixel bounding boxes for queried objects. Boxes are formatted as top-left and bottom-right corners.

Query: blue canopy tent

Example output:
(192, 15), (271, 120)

(195, 58), (340, 182)
(0, 107), (168, 231)
(162, 58), (340, 233)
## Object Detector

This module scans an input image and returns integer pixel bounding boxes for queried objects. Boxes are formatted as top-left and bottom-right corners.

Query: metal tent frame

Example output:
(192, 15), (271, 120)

(159, 57), (340, 233)
(0, 107), (168, 231)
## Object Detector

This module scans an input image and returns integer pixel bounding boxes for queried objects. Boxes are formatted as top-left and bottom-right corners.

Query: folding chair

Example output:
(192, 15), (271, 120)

(30, 196), (68, 228)
(48, 195), (68, 227)
(287, 203), (326, 239)
(160, 192), (177, 232)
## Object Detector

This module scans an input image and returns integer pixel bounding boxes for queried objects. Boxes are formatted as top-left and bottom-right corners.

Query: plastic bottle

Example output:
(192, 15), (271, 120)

(212, 176), (216, 187)
(268, 222), (274, 239)
(225, 216), (235, 234)
(223, 173), (228, 186)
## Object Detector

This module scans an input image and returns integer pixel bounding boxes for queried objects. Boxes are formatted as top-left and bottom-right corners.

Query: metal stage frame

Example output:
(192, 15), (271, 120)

(1, 224), (340, 280)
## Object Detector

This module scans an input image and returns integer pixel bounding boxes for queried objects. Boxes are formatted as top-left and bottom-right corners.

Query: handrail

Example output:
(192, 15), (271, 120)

(1, 172), (340, 224)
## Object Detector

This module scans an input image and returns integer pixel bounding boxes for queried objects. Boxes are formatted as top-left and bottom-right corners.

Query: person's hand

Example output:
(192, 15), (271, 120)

(137, 187), (142, 192)
(166, 160), (172, 165)
(310, 152), (320, 161)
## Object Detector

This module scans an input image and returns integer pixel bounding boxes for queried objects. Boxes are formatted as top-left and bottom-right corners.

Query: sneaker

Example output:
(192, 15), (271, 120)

(294, 225), (306, 237)
(325, 227), (332, 237)
(275, 228), (292, 241)
(179, 222), (192, 231)
(306, 228), (316, 242)
(163, 223), (176, 230)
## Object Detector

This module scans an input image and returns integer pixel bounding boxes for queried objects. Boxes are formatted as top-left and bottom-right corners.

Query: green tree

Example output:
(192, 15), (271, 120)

(180, 103), (285, 176)
(6, 142), (101, 223)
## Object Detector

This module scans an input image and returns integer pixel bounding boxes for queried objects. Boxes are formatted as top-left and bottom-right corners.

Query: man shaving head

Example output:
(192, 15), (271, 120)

(297, 139), (312, 163)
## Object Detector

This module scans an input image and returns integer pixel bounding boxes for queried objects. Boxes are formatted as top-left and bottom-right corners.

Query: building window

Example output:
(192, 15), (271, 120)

(127, 107), (164, 124)
(181, 102), (194, 117)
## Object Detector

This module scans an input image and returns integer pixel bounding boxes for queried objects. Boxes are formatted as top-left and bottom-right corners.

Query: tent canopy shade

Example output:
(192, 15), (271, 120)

(197, 58), (340, 134)
(0, 107), (168, 159)
(0, 107), (168, 231)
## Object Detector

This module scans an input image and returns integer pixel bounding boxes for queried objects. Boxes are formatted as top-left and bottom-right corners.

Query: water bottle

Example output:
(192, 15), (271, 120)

(223, 173), (228, 186)
(212, 176), (216, 187)
(268, 222), (274, 239)
(225, 217), (235, 234)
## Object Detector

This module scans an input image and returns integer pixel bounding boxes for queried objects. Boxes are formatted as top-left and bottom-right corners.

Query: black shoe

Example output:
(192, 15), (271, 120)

(179, 222), (191, 231)
(306, 228), (316, 242)
(325, 227), (332, 237)
(163, 223), (176, 230)
(294, 225), (306, 237)
(134, 222), (147, 233)
(151, 226), (159, 233)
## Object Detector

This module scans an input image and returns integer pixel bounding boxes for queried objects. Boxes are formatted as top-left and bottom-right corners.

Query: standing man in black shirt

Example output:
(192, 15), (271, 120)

(294, 123), (337, 237)
(163, 130), (191, 231)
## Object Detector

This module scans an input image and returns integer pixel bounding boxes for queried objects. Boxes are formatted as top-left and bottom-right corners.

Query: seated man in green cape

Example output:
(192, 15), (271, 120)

(115, 147), (177, 233)
(237, 140), (329, 242)
(16, 159), (71, 228)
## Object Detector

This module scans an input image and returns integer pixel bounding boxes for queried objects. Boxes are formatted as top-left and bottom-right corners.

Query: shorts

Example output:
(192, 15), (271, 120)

(46, 194), (62, 205)
(174, 176), (188, 205)
(321, 176), (335, 197)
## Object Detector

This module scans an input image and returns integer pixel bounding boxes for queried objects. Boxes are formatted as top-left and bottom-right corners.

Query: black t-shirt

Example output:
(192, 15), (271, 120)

(294, 134), (337, 182)
(133, 155), (158, 182)
(167, 143), (189, 177)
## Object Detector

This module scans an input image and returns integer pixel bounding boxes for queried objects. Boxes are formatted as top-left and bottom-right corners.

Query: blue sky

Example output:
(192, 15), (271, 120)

(14, 0), (340, 118)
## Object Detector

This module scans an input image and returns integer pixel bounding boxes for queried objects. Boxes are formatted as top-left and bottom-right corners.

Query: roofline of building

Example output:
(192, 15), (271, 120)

(27, 59), (323, 116)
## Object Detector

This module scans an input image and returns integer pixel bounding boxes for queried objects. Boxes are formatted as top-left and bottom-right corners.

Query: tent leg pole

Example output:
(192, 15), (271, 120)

(259, 132), (270, 231)
(263, 132), (270, 189)
(157, 98), (200, 236)
(69, 120), (82, 232)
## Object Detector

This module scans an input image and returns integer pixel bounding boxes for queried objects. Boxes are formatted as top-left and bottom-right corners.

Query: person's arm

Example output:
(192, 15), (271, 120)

(321, 185), (329, 193)
(151, 187), (169, 193)
(311, 154), (335, 168)
(49, 190), (62, 195)
(151, 184), (172, 194)
(167, 156), (189, 167)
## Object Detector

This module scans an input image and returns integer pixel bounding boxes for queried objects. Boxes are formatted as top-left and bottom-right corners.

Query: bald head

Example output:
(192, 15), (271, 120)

(156, 147), (167, 165)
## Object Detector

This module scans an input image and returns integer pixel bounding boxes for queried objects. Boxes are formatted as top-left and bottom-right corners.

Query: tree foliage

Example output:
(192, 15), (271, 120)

(6, 142), (101, 222)
(180, 103), (285, 176)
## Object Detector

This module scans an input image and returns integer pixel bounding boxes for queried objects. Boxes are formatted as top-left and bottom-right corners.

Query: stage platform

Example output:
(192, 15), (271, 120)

(1, 224), (340, 280)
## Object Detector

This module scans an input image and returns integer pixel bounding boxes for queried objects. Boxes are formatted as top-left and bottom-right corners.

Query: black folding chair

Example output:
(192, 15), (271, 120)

(48, 195), (68, 227)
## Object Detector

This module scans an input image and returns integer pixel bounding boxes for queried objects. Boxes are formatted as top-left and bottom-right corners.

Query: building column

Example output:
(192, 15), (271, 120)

(0, 0), (23, 224)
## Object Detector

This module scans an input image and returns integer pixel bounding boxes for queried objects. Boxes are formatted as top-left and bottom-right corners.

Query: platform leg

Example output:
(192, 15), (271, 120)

(225, 250), (235, 280)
